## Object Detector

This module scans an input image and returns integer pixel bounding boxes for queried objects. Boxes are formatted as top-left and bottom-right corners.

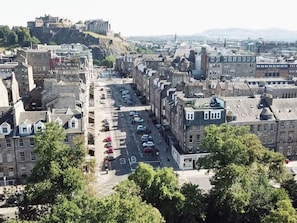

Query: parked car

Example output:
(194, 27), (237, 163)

(107, 153), (115, 161)
(105, 142), (112, 148)
(141, 134), (153, 143)
(143, 147), (156, 153)
(104, 136), (112, 142)
(142, 141), (155, 148)
(137, 124), (145, 131)
(106, 147), (114, 154)
(129, 110), (138, 116)
(104, 123), (110, 131)
(134, 117), (144, 123)
(137, 128), (151, 134)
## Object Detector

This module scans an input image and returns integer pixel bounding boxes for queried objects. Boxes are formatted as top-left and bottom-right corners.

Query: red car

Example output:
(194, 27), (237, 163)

(143, 147), (155, 153)
(104, 136), (112, 142)
(107, 147), (114, 154)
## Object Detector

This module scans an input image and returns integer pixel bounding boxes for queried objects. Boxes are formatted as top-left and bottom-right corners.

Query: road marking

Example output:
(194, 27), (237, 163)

(120, 158), (126, 165)
(130, 156), (137, 163)
(133, 133), (143, 158)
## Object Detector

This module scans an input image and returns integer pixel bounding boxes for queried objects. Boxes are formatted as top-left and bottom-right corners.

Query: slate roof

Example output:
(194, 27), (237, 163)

(18, 111), (47, 124)
(270, 98), (297, 120)
(0, 107), (14, 126)
(225, 96), (275, 123)
(50, 108), (83, 133)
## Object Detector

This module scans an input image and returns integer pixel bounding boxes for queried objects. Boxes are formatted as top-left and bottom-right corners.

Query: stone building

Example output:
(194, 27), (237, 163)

(27, 15), (72, 29)
(15, 49), (53, 88)
(0, 64), (20, 104)
(224, 96), (277, 150)
(85, 19), (112, 36)
(13, 62), (35, 96)
(0, 100), (85, 185)
(200, 47), (256, 80)
(214, 81), (253, 97)
(269, 97), (297, 160)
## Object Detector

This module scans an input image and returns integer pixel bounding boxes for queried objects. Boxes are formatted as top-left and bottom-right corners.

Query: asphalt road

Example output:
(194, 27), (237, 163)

(92, 74), (213, 197)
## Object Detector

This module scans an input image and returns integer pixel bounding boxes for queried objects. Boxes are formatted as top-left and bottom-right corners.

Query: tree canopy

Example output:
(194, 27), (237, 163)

(0, 25), (40, 47)
(198, 124), (294, 223)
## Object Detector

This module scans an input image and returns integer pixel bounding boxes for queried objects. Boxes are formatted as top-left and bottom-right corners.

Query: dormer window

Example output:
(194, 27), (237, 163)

(186, 112), (194, 120)
(19, 119), (32, 136)
(55, 117), (63, 127)
(204, 111), (209, 120)
(0, 122), (11, 135)
(2, 127), (8, 134)
(68, 117), (78, 129)
(34, 121), (45, 134)
(210, 111), (221, 120)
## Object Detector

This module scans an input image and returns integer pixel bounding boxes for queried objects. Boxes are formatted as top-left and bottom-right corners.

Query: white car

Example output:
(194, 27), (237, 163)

(134, 117), (144, 123)
(108, 153), (116, 161)
(129, 110), (138, 116)
(137, 125), (145, 131)
(142, 141), (155, 147)
(141, 134), (153, 142)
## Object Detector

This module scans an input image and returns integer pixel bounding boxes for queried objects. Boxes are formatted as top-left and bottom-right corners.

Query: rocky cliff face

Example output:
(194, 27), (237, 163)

(30, 27), (132, 60)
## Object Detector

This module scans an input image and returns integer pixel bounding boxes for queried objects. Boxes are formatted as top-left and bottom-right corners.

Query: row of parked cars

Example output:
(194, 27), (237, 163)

(140, 132), (158, 154)
(128, 110), (158, 155)
(103, 136), (115, 161)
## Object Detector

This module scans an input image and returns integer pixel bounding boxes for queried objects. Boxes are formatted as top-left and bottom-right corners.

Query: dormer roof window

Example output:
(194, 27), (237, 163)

(34, 120), (46, 134)
(19, 119), (33, 136)
(0, 122), (11, 135)
(68, 117), (78, 129)
(55, 117), (63, 127)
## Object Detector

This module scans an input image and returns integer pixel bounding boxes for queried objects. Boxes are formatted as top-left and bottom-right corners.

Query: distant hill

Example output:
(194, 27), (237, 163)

(29, 27), (132, 60)
(126, 28), (297, 42)
(198, 28), (297, 41)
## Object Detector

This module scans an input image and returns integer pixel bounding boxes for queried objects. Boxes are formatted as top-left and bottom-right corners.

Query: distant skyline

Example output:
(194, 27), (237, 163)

(2, 0), (297, 37)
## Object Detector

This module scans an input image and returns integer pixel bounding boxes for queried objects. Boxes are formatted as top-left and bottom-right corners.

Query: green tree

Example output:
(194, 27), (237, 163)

(42, 180), (164, 223)
(206, 162), (290, 223)
(0, 25), (10, 45)
(129, 163), (184, 223)
(14, 27), (40, 46)
(19, 122), (86, 220)
(282, 178), (297, 208)
(179, 183), (206, 223)
(262, 199), (297, 223)
(102, 55), (115, 68)
(128, 162), (154, 199)
(6, 31), (18, 45)
(197, 124), (286, 180)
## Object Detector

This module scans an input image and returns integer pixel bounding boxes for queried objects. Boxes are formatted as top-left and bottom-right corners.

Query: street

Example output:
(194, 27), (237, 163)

(91, 72), (213, 197)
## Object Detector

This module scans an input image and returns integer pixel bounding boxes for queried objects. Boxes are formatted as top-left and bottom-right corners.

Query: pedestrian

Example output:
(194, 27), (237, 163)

(167, 157), (170, 162)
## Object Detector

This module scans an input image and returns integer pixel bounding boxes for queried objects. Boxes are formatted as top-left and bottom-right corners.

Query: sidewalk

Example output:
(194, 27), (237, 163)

(141, 109), (178, 170)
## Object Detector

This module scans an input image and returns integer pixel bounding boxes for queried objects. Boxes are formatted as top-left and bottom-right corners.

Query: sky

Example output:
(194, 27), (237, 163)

(2, 0), (297, 37)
